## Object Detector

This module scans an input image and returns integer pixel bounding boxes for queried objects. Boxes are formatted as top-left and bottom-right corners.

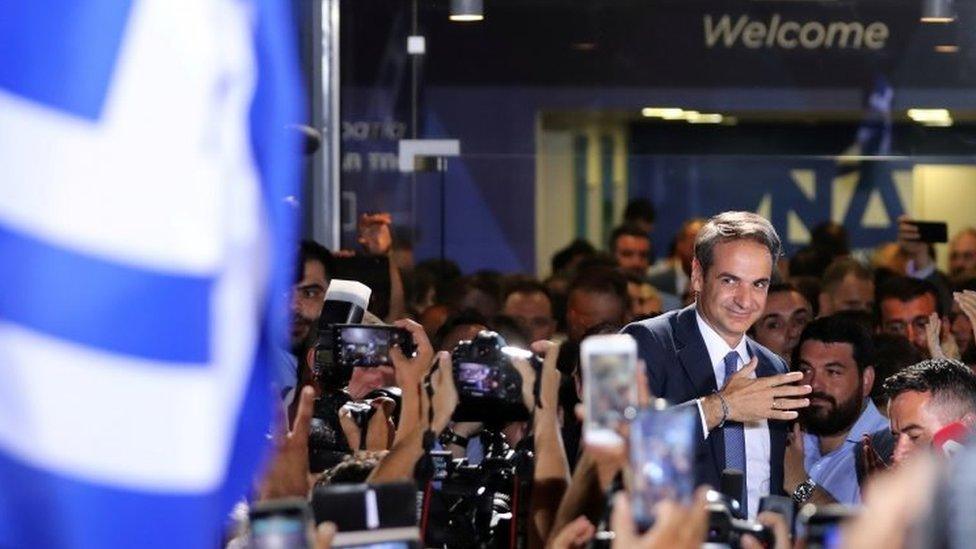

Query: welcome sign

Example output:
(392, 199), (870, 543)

(704, 14), (890, 51)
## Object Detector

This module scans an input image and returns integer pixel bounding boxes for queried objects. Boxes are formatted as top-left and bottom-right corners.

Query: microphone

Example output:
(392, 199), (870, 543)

(721, 468), (745, 519)
(932, 421), (970, 458)
(319, 279), (372, 326)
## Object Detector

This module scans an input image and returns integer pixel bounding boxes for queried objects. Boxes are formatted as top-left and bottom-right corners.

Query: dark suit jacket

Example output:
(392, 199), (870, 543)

(622, 305), (789, 497)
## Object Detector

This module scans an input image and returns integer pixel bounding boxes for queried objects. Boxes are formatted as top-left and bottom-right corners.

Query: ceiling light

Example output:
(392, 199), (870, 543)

(935, 44), (959, 53)
(642, 107), (685, 119)
(449, 0), (483, 22)
(908, 108), (951, 122)
(687, 113), (724, 124)
(921, 0), (954, 22)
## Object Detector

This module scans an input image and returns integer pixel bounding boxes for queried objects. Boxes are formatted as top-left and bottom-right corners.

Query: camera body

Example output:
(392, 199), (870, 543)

(308, 390), (353, 473)
(451, 331), (541, 423)
(705, 490), (774, 547)
(423, 430), (534, 549)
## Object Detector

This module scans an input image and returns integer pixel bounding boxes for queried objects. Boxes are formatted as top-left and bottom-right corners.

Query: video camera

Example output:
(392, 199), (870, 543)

(422, 430), (534, 549)
(451, 330), (541, 424)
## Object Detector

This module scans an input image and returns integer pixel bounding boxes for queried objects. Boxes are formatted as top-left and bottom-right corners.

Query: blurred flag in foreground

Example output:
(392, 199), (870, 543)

(0, 0), (302, 547)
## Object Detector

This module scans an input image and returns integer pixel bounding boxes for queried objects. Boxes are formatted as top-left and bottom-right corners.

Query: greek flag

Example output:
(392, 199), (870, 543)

(0, 0), (302, 547)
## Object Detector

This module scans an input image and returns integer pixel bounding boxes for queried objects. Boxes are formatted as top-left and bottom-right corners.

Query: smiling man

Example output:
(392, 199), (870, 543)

(624, 211), (811, 518)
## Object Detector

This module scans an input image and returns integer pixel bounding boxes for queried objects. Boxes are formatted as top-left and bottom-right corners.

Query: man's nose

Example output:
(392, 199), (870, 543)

(806, 371), (827, 393)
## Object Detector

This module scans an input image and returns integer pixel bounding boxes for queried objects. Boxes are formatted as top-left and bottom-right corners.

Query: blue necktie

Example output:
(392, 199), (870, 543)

(723, 350), (748, 513)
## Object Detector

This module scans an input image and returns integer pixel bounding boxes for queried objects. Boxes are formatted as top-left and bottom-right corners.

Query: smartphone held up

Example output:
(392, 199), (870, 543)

(580, 334), (639, 447)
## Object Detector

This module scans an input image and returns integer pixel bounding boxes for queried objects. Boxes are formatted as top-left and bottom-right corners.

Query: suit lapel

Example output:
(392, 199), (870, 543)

(674, 306), (726, 481)
(674, 305), (718, 395)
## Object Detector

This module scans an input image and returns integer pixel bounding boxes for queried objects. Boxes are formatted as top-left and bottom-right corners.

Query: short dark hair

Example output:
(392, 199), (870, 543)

(792, 314), (875, 373)
(567, 267), (629, 310)
(789, 246), (832, 279)
(821, 257), (873, 293)
(551, 239), (596, 274)
(883, 358), (976, 418)
(876, 276), (943, 317)
(609, 223), (650, 253)
(810, 221), (850, 258)
(298, 239), (333, 282)
(623, 198), (656, 225)
(768, 281), (799, 296)
(870, 333), (924, 408)
(694, 211), (782, 274)
(502, 277), (552, 304)
(433, 309), (489, 351)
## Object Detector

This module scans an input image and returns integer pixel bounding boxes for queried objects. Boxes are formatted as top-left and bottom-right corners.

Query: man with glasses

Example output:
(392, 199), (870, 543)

(876, 276), (943, 358)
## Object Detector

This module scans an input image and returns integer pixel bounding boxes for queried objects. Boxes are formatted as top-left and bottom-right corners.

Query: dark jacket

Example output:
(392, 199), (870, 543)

(622, 305), (789, 497)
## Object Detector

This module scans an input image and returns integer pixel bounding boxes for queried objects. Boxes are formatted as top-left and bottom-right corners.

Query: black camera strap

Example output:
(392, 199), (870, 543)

(414, 364), (441, 547)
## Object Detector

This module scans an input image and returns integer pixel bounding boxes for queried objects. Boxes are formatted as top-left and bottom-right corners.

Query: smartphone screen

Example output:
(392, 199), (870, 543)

(249, 500), (311, 549)
(629, 402), (697, 530)
(338, 326), (395, 367)
(581, 334), (638, 446)
(456, 362), (501, 397)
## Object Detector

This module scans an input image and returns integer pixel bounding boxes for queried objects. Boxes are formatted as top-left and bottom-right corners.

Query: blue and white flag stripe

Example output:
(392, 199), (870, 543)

(0, 224), (212, 363)
(0, 0), (303, 546)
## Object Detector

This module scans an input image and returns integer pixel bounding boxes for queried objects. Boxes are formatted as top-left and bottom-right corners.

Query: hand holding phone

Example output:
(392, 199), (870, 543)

(899, 218), (948, 244)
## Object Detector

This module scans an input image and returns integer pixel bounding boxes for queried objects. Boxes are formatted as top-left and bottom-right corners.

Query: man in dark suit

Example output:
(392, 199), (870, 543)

(623, 211), (812, 518)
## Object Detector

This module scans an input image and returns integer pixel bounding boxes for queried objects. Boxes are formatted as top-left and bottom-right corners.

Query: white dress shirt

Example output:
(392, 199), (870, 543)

(694, 311), (771, 519)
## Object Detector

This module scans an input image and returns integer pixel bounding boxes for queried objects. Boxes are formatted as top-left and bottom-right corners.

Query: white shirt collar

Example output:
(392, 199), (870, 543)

(694, 307), (750, 368)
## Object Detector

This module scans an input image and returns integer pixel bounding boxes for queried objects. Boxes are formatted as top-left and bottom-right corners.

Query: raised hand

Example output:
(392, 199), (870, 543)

(925, 312), (960, 360)
(955, 290), (976, 347)
(357, 212), (393, 256)
(717, 357), (811, 424)
(258, 386), (315, 500)
(390, 318), (435, 388)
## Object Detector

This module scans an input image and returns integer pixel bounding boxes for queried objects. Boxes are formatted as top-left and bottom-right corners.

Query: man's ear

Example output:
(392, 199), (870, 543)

(862, 365), (876, 400)
(306, 347), (316, 374)
(690, 257), (704, 294)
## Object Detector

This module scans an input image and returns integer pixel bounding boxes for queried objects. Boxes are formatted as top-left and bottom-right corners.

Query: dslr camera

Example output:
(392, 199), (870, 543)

(451, 331), (541, 423)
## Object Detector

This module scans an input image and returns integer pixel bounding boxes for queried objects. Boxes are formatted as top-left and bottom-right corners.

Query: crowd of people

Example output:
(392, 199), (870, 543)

(236, 200), (976, 548)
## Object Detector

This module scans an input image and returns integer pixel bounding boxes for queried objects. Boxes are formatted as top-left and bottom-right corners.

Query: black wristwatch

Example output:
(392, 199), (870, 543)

(792, 478), (817, 504)
(440, 429), (470, 449)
